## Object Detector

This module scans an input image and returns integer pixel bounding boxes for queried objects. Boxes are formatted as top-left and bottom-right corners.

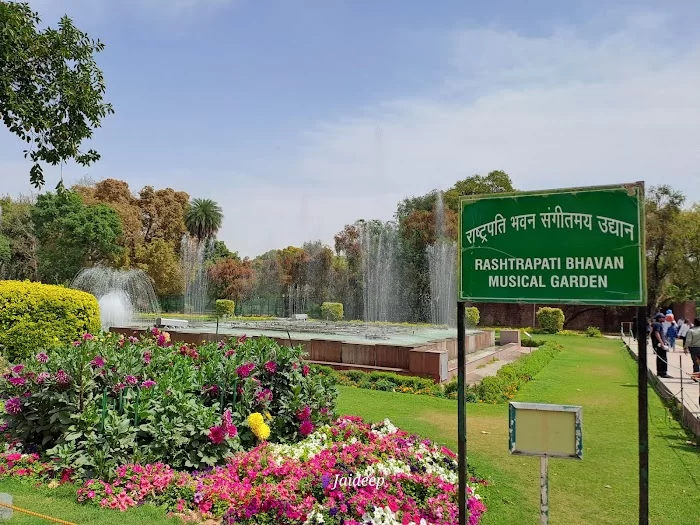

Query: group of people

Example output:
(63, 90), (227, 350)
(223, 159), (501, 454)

(641, 310), (700, 381)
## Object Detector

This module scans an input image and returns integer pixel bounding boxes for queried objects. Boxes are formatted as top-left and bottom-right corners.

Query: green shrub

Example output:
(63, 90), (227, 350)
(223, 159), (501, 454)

(585, 326), (603, 337)
(0, 280), (101, 361)
(374, 378), (397, 391)
(536, 307), (565, 333)
(521, 338), (545, 347)
(215, 299), (235, 318)
(465, 306), (480, 327)
(320, 302), (344, 321)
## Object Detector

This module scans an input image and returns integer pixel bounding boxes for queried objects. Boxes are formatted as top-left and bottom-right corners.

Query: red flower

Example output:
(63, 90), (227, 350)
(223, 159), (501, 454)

(296, 406), (311, 421)
(302, 365), (310, 377)
(208, 426), (226, 444)
(299, 420), (314, 436)
(264, 361), (277, 374)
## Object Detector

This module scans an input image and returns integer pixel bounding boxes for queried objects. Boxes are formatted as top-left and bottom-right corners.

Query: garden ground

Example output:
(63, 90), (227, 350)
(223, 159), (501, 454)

(3, 335), (699, 524)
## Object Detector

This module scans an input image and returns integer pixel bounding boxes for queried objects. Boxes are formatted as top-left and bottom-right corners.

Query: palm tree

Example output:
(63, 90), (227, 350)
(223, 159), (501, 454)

(185, 198), (223, 242)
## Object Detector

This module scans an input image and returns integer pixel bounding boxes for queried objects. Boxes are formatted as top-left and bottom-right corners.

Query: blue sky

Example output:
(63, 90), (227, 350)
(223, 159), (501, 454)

(2, 0), (700, 257)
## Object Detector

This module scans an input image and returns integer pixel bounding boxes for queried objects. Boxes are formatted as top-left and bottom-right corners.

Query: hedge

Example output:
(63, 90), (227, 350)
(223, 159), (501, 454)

(215, 299), (235, 318)
(320, 302), (343, 321)
(536, 307), (565, 333)
(0, 280), (101, 360)
(465, 306), (480, 327)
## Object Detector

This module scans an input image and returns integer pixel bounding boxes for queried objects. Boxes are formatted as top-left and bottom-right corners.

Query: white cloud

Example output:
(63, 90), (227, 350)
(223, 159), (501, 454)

(3, 11), (700, 258)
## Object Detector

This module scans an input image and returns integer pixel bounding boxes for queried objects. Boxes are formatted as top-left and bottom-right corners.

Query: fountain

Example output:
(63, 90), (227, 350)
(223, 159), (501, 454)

(427, 192), (458, 327)
(180, 235), (210, 315)
(359, 220), (402, 322)
(71, 267), (161, 330)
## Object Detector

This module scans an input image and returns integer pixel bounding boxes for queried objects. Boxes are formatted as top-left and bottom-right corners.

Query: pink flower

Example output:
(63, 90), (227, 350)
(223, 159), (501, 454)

(237, 335), (248, 344)
(143, 351), (152, 364)
(36, 372), (51, 384)
(225, 350), (235, 358)
(83, 333), (94, 341)
(11, 364), (24, 374)
(223, 409), (237, 438)
(125, 375), (138, 386)
(4, 397), (22, 414)
(55, 370), (71, 385)
(35, 352), (49, 363)
(236, 363), (255, 378)
(128, 336), (139, 344)
(73, 340), (82, 347)
(296, 406), (311, 421)
(90, 356), (105, 368)
(302, 365), (310, 377)
(8, 377), (26, 387)
(264, 361), (277, 374)
(256, 389), (273, 403)
(299, 420), (314, 436)
(141, 380), (157, 389)
(208, 426), (226, 444)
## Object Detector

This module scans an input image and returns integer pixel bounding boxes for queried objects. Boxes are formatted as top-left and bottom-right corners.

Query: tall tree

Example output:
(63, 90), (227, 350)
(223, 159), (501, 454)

(185, 198), (224, 242)
(0, 2), (113, 190)
(31, 191), (122, 283)
(138, 186), (189, 245)
(645, 185), (685, 308)
(205, 240), (239, 265)
(208, 257), (255, 302)
(134, 239), (183, 296)
(0, 196), (38, 280)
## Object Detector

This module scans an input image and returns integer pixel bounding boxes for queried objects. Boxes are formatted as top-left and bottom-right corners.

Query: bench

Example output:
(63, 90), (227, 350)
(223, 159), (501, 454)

(155, 318), (189, 329)
(291, 314), (308, 321)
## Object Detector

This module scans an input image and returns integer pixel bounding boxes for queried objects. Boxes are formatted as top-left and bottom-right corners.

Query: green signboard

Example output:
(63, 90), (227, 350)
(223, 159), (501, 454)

(458, 183), (646, 305)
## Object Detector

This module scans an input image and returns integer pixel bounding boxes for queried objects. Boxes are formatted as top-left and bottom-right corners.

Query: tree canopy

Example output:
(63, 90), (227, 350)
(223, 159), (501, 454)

(0, 2), (113, 190)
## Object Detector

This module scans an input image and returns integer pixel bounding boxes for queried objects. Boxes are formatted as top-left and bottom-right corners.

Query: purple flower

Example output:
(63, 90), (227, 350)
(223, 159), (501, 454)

(125, 375), (138, 386)
(11, 364), (24, 374)
(0, 422), (8, 432)
(321, 473), (331, 488)
(193, 492), (204, 504)
(299, 420), (314, 436)
(208, 426), (225, 444)
(264, 361), (277, 374)
(128, 336), (139, 344)
(55, 370), (71, 385)
(36, 372), (51, 384)
(236, 363), (255, 378)
(90, 356), (105, 368)
(8, 377), (26, 387)
(141, 380), (157, 389)
(255, 389), (273, 403)
(36, 352), (49, 363)
(4, 397), (22, 414)
(143, 351), (152, 364)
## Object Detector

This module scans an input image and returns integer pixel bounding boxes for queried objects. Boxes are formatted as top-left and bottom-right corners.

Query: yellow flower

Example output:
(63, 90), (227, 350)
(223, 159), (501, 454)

(254, 422), (271, 441)
(264, 411), (272, 421)
(247, 412), (264, 429)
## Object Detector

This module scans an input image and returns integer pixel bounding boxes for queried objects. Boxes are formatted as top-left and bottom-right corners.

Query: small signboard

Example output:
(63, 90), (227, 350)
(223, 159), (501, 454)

(458, 183), (646, 305)
(509, 402), (583, 459)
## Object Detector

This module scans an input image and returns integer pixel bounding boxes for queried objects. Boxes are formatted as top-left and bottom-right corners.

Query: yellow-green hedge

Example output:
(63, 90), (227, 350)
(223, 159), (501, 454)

(0, 280), (101, 360)
(321, 302), (344, 321)
(215, 299), (235, 318)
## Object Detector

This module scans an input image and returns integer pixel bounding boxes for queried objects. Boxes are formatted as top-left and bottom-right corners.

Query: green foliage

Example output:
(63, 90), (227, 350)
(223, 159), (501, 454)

(215, 299), (235, 318)
(465, 306), (480, 327)
(536, 307), (565, 333)
(334, 370), (442, 396)
(1, 333), (337, 480)
(320, 302), (344, 321)
(584, 326), (603, 337)
(0, 196), (38, 281)
(0, 2), (114, 189)
(474, 343), (562, 403)
(520, 338), (545, 347)
(0, 280), (100, 360)
(184, 199), (223, 242)
(31, 191), (123, 284)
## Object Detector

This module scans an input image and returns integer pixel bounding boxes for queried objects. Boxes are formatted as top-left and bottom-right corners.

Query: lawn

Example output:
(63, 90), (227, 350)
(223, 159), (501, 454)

(2, 336), (699, 524)
(338, 335), (700, 525)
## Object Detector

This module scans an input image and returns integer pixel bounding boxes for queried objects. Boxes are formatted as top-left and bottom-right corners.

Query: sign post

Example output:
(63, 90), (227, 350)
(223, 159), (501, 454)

(508, 402), (584, 524)
(456, 183), (647, 525)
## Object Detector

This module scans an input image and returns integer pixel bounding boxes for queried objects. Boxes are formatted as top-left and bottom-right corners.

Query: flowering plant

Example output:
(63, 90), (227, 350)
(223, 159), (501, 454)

(0, 331), (337, 479)
(75, 416), (487, 525)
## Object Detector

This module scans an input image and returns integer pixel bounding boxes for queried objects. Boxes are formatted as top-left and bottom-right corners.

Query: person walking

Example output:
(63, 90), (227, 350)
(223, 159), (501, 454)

(651, 313), (672, 378)
(666, 319), (678, 351)
(683, 318), (700, 382)
(678, 318), (690, 347)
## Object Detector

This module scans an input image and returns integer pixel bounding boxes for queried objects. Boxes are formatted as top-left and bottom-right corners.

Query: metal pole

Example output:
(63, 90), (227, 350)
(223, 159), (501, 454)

(636, 305), (648, 525)
(680, 356), (684, 410)
(457, 301), (466, 525)
(540, 456), (549, 525)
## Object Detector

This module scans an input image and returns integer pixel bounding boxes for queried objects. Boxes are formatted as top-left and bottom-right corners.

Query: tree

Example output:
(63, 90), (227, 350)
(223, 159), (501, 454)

(185, 198), (223, 242)
(208, 257), (255, 302)
(138, 186), (189, 245)
(134, 239), (183, 296)
(645, 185), (685, 308)
(205, 240), (239, 265)
(0, 195), (38, 280)
(0, 2), (113, 190)
(663, 205), (700, 302)
(31, 191), (122, 283)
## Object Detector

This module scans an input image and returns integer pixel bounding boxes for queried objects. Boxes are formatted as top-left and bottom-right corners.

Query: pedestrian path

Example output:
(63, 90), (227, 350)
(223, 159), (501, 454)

(620, 334), (700, 437)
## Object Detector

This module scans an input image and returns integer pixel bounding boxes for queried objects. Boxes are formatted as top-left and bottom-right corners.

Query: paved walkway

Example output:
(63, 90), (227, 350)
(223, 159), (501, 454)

(620, 334), (700, 437)
(465, 347), (531, 385)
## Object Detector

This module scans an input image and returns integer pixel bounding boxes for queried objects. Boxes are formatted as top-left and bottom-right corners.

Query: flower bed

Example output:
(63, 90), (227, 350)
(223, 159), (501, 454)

(72, 416), (486, 524)
(0, 330), (336, 479)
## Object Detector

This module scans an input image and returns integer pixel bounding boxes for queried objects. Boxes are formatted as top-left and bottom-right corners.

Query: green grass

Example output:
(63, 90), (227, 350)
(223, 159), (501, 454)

(337, 335), (700, 525)
(3, 336), (699, 524)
